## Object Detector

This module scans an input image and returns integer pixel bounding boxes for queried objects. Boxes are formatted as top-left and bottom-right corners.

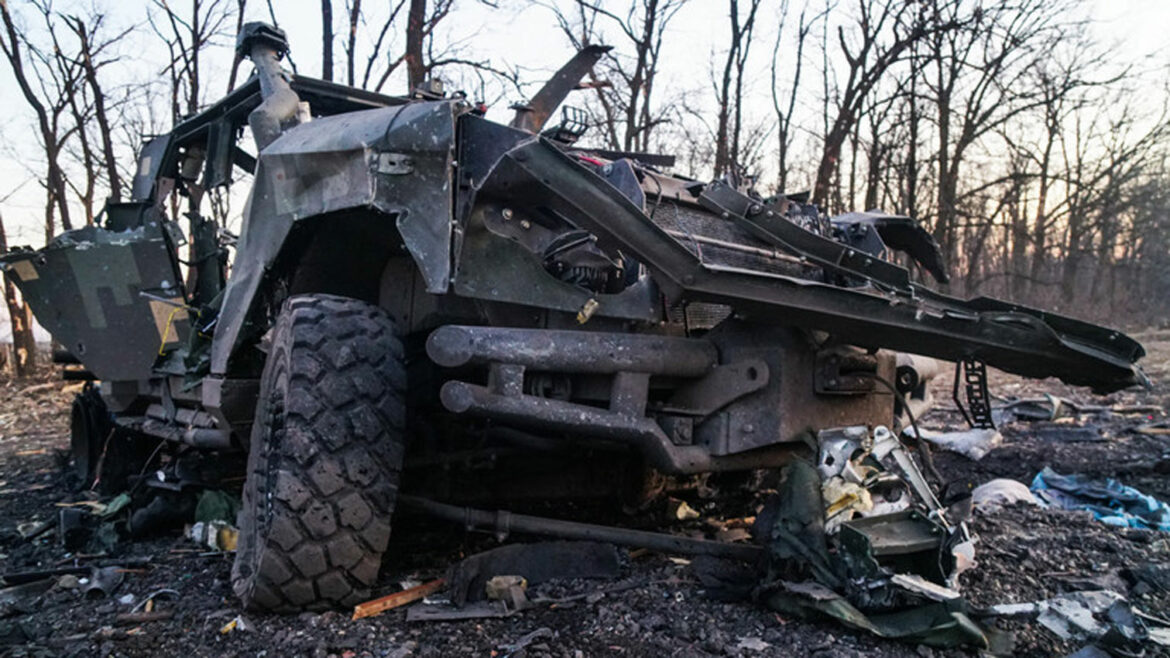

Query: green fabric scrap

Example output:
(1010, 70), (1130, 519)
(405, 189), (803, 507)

(100, 492), (132, 518)
(195, 489), (241, 524)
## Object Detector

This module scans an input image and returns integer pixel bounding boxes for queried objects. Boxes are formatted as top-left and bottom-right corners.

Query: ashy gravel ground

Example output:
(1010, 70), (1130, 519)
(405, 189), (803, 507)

(1, 329), (1169, 657)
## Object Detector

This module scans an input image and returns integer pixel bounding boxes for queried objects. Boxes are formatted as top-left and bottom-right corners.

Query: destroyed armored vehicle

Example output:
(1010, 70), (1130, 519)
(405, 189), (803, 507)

(1, 24), (1145, 612)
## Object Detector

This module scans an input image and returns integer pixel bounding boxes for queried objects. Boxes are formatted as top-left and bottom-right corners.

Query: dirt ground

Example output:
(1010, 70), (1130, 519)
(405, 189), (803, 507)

(1, 330), (1169, 657)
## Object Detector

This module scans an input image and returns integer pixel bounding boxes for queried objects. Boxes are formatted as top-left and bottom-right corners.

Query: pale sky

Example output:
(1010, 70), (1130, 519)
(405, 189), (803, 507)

(1, 0), (1168, 340)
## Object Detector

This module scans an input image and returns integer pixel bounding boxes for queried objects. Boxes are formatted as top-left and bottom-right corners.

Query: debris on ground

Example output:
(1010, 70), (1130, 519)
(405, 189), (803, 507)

(971, 479), (1038, 511)
(80, 566), (125, 599)
(998, 394), (1163, 423)
(484, 574), (529, 610)
(1031, 467), (1170, 531)
(404, 598), (511, 622)
(986, 589), (1166, 654)
(755, 452), (1004, 652)
(905, 427), (1003, 461)
(447, 541), (622, 607)
(219, 614), (253, 634)
(1132, 420), (1170, 436)
(1, 352), (1169, 656)
(185, 520), (238, 551)
(496, 626), (553, 655)
(667, 498), (700, 521)
(0, 579), (54, 607)
(193, 490), (240, 525)
(352, 578), (447, 621)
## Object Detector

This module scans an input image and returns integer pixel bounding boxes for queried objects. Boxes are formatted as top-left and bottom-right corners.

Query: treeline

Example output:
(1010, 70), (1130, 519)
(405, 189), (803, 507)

(557, 0), (1170, 325)
(1, 0), (1167, 375)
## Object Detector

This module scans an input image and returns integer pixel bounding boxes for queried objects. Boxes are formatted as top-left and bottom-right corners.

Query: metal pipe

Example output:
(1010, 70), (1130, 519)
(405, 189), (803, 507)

(427, 325), (718, 377)
(441, 380), (709, 473)
(398, 495), (764, 562)
(237, 23), (302, 151)
(440, 380), (809, 474)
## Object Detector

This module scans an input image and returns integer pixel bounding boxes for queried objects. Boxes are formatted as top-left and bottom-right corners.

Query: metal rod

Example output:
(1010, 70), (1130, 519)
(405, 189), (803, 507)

(662, 229), (805, 265)
(398, 495), (764, 562)
(427, 325), (718, 377)
(440, 380), (809, 475)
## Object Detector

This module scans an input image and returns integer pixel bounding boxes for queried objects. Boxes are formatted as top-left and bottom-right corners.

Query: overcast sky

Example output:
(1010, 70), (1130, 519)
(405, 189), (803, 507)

(1, 0), (1168, 341)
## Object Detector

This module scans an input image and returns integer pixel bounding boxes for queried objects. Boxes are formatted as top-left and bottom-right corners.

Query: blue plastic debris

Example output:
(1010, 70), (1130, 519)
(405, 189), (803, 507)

(1030, 467), (1170, 532)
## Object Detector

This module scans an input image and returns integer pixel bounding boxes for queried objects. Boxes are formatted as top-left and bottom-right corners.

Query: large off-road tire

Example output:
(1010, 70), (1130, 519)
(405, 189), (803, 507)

(232, 294), (406, 611)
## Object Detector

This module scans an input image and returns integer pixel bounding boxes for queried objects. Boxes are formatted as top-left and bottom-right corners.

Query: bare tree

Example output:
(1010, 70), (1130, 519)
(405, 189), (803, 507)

(405, 0), (427, 90)
(549, 0), (689, 153)
(1056, 101), (1170, 305)
(67, 13), (128, 202)
(358, 1), (407, 90)
(0, 0), (77, 241)
(769, 1), (826, 192)
(811, 0), (939, 210)
(712, 0), (762, 178)
(225, 0), (247, 91)
(149, 0), (235, 122)
(926, 0), (1074, 267)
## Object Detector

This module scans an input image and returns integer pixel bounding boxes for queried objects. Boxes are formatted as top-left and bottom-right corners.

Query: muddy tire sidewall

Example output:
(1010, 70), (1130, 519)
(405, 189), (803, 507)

(231, 294), (406, 611)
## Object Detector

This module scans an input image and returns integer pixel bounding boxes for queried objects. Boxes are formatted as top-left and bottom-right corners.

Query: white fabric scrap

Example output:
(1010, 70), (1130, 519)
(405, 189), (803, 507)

(971, 479), (1039, 511)
(904, 427), (1003, 460)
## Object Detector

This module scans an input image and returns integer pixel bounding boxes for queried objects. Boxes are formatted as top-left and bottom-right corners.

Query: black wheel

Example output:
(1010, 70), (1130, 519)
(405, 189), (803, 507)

(231, 294), (406, 611)
(70, 382), (108, 485)
(70, 383), (149, 493)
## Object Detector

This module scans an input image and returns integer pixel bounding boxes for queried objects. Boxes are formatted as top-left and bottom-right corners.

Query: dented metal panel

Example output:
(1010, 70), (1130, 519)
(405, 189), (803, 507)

(0, 222), (188, 381)
(209, 101), (458, 375)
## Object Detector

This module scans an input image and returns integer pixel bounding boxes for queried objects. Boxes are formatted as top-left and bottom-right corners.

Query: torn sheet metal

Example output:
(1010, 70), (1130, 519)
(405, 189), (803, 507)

(447, 541), (621, 607)
(755, 427), (997, 650)
(988, 589), (1152, 651)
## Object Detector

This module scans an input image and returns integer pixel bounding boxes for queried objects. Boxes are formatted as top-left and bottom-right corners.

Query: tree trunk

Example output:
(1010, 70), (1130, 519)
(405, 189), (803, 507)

(188, 0), (201, 115)
(346, 0), (360, 86)
(812, 120), (849, 210)
(321, 0), (333, 81)
(72, 18), (123, 201)
(0, 212), (37, 377)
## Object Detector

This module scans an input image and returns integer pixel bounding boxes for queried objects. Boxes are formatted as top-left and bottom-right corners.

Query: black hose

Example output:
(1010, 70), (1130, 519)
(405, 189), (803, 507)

(862, 372), (944, 486)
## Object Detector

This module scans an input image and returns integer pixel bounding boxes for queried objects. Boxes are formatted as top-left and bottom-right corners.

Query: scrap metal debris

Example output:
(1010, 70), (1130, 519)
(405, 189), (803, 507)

(754, 426), (1001, 651)
(986, 589), (1167, 653)
(447, 541), (621, 607)
(80, 566), (125, 599)
(1031, 467), (1170, 532)
(219, 614), (254, 634)
(998, 395), (1162, 423)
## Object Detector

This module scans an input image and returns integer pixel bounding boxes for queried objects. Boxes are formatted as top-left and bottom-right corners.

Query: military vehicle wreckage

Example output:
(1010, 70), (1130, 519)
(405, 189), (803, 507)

(0, 23), (1146, 617)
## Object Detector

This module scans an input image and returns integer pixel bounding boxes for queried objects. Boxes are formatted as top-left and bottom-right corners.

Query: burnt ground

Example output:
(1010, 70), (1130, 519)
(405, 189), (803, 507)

(1, 330), (1169, 657)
